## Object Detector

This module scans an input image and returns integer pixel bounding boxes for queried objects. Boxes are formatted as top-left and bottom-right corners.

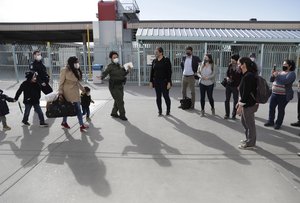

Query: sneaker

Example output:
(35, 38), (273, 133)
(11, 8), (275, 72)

(80, 125), (88, 132)
(264, 122), (274, 127)
(110, 113), (119, 118)
(61, 122), (70, 129)
(119, 116), (128, 121)
(200, 110), (205, 117)
(240, 139), (247, 144)
(166, 111), (170, 116)
(86, 117), (91, 122)
(291, 121), (300, 127)
(274, 125), (281, 130)
(158, 112), (163, 117)
(211, 108), (215, 115)
(3, 125), (11, 131)
(297, 152), (300, 156)
(224, 115), (229, 119)
(232, 116), (236, 120)
(40, 123), (49, 127)
(238, 143), (256, 150)
(22, 121), (30, 126)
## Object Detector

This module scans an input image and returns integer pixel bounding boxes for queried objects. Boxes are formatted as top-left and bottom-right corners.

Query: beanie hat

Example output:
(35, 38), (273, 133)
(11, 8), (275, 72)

(0, 89), (3, 94)
(25, 71), (35, 80)
(231, 54), (240, 62)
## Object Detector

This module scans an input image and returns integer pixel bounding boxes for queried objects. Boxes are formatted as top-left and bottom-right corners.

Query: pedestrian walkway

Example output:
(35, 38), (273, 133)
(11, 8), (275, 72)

(0, 82), (299, 203)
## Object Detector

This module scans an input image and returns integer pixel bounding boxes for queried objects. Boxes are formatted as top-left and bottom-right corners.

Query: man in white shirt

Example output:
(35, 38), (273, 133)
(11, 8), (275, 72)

(180, 46), (201, 109)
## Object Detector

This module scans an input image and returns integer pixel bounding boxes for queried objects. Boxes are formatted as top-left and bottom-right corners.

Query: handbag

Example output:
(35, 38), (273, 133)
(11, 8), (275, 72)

(221, 78), (228, 87)
(46, 96), (77, 118)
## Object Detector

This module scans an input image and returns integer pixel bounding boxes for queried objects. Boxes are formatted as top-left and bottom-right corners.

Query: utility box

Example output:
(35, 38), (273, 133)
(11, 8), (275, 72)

(92, 64), (103, 83)
(98, 1), (117, 21)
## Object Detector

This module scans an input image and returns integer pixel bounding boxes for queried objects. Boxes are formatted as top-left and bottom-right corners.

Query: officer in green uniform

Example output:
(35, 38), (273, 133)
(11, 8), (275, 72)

(101, 51), (130, 121)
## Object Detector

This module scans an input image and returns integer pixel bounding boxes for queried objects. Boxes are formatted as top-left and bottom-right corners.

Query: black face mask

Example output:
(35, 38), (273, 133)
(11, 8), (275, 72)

(186, 52), (192, 56)
(282, 66), (288, 71)
(204, 60), (209, 64)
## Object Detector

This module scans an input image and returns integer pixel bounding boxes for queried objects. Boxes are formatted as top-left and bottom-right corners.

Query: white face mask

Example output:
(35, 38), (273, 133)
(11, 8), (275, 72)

(36, 55), (42, 61)
(113, 58), (119, 64)
(250, 57), (255, 62)
(74, 63), (80, 69)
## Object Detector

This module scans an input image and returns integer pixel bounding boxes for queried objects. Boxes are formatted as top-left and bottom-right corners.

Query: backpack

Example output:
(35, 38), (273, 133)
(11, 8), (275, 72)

(254, 76), (271, 104)
(180, 97), (192, 109)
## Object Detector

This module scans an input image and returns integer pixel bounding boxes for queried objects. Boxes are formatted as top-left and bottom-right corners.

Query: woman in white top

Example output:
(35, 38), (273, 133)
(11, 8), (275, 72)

(197, 54), (216, 117)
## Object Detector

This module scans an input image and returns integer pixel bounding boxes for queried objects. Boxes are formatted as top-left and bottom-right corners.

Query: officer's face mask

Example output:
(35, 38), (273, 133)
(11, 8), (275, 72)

(250, 57), (255, 62)
(113, 58), (119, 64)
(74, 63), (80, 69)
(35, 55), (42, 61)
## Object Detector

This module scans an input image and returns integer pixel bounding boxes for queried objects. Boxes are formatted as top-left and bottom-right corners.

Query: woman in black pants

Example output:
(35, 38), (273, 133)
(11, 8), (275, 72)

(150, 47), (172, 116)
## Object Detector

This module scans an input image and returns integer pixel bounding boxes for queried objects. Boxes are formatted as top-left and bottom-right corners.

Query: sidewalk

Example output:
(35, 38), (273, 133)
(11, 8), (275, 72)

(0, 82), (299, 203)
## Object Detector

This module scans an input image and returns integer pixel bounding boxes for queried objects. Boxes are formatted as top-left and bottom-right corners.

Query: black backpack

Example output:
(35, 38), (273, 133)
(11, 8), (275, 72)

(254, 76), (272, 104)
(180, 97), (192, 109)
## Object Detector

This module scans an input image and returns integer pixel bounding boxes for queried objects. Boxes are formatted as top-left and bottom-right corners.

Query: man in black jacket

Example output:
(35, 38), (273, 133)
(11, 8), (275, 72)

(291, 79), (300, 127)
(15, 71), (48, 127)
(29, 50), (53, 94)
(180, 46), (201, 109)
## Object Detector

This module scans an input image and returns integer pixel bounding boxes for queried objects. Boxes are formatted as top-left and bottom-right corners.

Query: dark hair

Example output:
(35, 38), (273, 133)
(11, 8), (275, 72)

(67, 56), (82, 81)
(156, 47), (164, 54)
(239, 57), (258, 73)
(186, 46), (193, 52)
(33, 50), (40, 55)
(84, 86), (91, 92)
(284, 59), (296, 71)
(206, 53), (214, 64)
(231, 54), (240, 62)
(249, 53), (256, 58)
(109, 51), (118, 59)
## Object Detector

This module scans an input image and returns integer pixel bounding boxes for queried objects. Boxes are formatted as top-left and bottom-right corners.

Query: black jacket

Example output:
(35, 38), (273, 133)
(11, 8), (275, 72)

(226, 63), (242, 87)
(150, 57), (172, 83)
(239, 71), (257, 108)
(180, 55), (201, 73)
(81, 93), (93, 107)
(29, 60), (50, 84)
(15, 80), (41, 105)
(0, 93), (14, 116)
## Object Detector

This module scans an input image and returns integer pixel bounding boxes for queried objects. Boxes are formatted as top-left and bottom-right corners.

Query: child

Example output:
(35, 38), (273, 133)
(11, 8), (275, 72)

(0, 89), (16, 131)
(14, 71), (48, 127)
(81, 86), (94, 121)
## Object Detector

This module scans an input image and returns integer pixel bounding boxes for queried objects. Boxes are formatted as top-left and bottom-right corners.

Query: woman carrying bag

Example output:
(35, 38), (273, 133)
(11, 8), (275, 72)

(58, 56), (88, 132)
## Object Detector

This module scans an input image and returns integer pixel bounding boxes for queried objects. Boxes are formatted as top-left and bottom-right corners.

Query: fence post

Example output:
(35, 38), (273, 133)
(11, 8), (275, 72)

(47, 42), (53, 84)
(143, 44), (146, 84)
(12, 44), (19, 83)
(82, 33), (88, 83)
(260, 44), (264, 76)
(137, 41), (141, 86)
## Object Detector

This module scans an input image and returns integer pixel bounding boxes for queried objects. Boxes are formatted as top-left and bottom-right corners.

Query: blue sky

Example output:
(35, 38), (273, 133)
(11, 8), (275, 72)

(0, 0), (299, 22)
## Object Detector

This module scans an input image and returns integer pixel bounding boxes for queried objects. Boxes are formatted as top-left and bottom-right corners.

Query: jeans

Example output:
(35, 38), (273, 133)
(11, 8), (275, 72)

(181, 76), (195, 107)
(154, 79), (171, 114)
(23, 103), (45, 124)
(199, 83), (214, 110)
(297, 92), (300, 121)
(225, 86), (239, 117)
(82, 106), (90, 117)
(268, 93), (289, 127)
(63, 101), (83, 126)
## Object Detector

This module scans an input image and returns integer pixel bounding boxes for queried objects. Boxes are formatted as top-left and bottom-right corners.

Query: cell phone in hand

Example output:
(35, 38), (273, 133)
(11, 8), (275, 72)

(273, 64), (276, 71)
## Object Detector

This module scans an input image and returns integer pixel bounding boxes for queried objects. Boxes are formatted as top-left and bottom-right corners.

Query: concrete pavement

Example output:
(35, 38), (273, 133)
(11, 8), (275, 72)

(0, 81), (299, 203)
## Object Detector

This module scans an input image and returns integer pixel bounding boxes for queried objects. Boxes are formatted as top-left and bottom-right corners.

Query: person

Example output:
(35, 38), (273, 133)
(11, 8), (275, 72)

(264, 60), (296, 130)
(249, 53), (261, 76)
(197, 53), (216, 117)
(15, 71), (48, 127)
(236, 57), (258, 150)
(150, 47), (172, 116)
(291, 79), (300, 127)
(180, 46), (201, 109)
(101, 51), (131, 121)
(29, 50), (53, 94)
(0, 89), (16, 131)
(224, 54), (242, 120)
(81, 86), (94, 122)
(58, 56), (88, 132)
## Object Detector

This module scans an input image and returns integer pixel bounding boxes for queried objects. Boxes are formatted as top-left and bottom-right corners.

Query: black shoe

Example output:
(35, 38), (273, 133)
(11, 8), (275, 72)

(224, 115), (229, 119)
(39, 123), (49, 127)
(166, 111), (170, 116)
(231, 116), (236, 120)
(178, 105), (182, 109)
(264, 122), (274, 127)
(274, 125), (281, 130)
(22, 121), (30, 126)
(119, 116), (128, 121)
(291, 121), (300, 127)
(111, 114), (119, 118)
(158, 112), (163, 117)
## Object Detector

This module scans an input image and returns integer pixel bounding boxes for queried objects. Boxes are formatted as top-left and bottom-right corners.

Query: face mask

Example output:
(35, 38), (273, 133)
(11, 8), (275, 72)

(282, 66), (288, 71)
(113, 58), (119, 64)
(74, 63), (80, 69)
(250, 57), (255, 62)
(36, 55), (42, 61)
(86, 93), (90, 96)
(204, 60), (209, 64)
(186, 52), (192, 56)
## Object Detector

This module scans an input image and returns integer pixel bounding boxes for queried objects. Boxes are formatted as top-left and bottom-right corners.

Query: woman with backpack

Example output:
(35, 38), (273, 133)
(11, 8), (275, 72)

(264, 60), (296, 130)
(236, 57), (258, 150)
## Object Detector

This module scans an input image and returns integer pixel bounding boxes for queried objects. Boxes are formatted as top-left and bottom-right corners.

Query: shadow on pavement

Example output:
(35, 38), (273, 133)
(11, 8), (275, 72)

(46, 129), (111, 197)
(117, 120), (181, 167)
(164, 115), (251, 165)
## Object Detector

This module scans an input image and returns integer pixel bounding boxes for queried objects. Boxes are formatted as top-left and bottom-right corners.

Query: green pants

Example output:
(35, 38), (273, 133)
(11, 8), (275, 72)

(109, 84), (125, 117)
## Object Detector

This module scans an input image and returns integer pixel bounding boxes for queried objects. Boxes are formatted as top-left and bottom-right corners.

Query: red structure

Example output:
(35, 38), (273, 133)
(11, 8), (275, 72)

(98, 0), (117, 21)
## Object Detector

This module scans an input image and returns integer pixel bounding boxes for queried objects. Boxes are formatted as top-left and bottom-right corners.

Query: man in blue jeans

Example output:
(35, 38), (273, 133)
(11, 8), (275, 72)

(15, 71), (48, 127)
